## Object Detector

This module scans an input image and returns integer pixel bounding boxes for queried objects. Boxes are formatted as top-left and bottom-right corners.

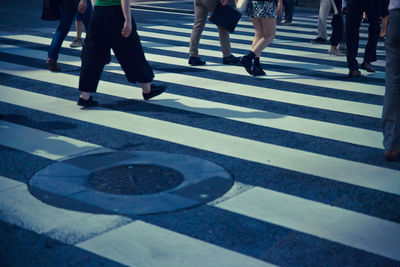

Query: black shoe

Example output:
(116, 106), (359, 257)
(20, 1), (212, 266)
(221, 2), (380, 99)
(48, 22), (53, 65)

(311, 37), (328, 44)
(360, 61), (375, 72)
(222, 55), (240, 65)
(77, 96), (99, 107)
(240, 55), (253, 75)
(281, 21), (292, 26)
(46, 58), (61, 72)
(188, 56), (206, 66)
(252, 65), (266, 76)
(348, 70), (362, 78)
(143, 84), (166, 100)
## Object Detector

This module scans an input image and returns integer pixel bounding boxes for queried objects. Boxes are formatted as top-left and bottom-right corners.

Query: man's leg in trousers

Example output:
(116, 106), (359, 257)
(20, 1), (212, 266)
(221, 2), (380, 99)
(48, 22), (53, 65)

(317, 0), (331, 39)
(346, 3), (362, 70)
(382, 10), (400, 151)
(189, 0), (209, 57)
(364, 7), (380, 63)
(285, 0), (294, 22)
(218, 26), (231, 58)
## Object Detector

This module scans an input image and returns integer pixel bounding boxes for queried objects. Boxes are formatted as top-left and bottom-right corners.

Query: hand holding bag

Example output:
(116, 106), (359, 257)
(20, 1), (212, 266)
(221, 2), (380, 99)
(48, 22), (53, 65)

(209, 2), (242, 33)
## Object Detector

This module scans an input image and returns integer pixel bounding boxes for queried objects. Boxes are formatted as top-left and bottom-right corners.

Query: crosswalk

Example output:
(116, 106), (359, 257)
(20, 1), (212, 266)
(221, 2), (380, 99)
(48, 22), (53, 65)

(1, 6), (400, 266)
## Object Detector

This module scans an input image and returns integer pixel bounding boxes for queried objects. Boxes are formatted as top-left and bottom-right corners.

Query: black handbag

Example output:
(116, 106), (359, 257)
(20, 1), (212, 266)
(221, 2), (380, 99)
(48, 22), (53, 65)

(209, 2), (241, 33)
(41, 0), (61, 21)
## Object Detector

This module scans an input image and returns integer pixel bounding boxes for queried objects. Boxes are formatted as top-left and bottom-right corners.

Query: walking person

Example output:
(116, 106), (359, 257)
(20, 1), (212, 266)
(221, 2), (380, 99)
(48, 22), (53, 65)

(328, 0), (345, 56)
(345, 0), (381, 78)
(46, 0), (92, 72)
(311, 0), (332, 44)
(281, 0), (295, 25)
(382, 0), (400, 161)
(77, 0), (166, 107)
(239, 0), (282, 76)
(70, 0), (93, 48)
(188, 0), (240, 66)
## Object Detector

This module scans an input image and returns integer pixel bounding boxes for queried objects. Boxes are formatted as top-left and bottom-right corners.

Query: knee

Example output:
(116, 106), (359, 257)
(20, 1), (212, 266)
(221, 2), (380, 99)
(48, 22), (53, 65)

(263, 32), (275, 40)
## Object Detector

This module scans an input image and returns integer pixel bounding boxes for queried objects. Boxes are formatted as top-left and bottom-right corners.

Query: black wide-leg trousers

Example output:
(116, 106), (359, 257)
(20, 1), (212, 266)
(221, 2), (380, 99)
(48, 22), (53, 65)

(79, 5), (154, 93)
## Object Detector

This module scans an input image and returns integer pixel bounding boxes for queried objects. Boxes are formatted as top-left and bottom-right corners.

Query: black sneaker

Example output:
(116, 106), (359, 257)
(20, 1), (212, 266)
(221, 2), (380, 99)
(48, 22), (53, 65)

(311, 37), (328, 44)
(188, 56), (206, 66)
(77, 96), (99, 107)
(143, 84), (166, 100)
(240, 55), (253, 75)
(222, 55), (240, 65)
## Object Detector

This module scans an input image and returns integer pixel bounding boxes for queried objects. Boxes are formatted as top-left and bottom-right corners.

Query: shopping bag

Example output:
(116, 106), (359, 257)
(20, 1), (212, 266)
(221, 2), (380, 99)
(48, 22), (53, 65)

(209, 3), (241, 33)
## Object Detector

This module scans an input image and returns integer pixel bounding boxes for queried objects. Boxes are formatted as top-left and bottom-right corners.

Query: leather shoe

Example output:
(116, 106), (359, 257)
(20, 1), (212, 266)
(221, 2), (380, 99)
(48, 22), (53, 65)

(360, 61), (375, 72)
(222, 55), (239, 65)
(46, 58), (61, 72)
(252, 65), (266, 76)
(384, 149), (400, 161)
(77, 96), (99, 108)
(143, 84), (166, 100)
(240, 55), (253, 75)
(188, 56), (206, 66)
(348, 70), (361, 78)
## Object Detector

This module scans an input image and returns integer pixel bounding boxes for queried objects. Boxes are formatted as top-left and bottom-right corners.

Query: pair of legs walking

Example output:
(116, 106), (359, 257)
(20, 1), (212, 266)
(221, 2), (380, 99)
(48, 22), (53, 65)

(241, 18), (276, 76)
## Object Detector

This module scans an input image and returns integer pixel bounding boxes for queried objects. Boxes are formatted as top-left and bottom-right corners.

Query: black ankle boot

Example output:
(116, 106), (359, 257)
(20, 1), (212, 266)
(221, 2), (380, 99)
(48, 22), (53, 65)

(240, 51), (255, 75)
(252, 57), (266, 76)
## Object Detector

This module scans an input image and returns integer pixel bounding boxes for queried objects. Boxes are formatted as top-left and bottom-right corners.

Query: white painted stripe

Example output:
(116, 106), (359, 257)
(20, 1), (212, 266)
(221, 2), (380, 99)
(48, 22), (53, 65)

(148, 24), (386, 73)
(139, 27), (385, 68)
(0, 120), (105, 160)
(0, 61), (384, 149)
(1, 85), (399, 195)
(0, 42), (383, 119)
(0, 175), (131, 244)
(77, 221), (275, 267)
(216, 187), (400, 261)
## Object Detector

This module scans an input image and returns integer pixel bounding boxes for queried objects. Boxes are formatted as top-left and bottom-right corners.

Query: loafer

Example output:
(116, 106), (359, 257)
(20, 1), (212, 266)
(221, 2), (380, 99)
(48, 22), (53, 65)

(311, 37), (328, 44)
(143, 84), (166, 100)
(77, 96), (99, 107)
(240, 55), (253, 75)
(360, 61), (375, 73)
(384, 149), (400, 161)
(188, 56), (206, 66)
(222, 55), (240, 65)
(70, 38), (83, 48)
(46, 58), (61, 72)
(348, 70), (361, 78)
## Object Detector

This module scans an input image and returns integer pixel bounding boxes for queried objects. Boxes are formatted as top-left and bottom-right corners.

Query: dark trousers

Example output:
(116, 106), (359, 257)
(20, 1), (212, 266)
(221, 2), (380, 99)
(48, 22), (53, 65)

(282, 0), (295, 22)
(79, 6), (154, 93)
(330, 0), (343, 46)
(346, 0), (380, 71)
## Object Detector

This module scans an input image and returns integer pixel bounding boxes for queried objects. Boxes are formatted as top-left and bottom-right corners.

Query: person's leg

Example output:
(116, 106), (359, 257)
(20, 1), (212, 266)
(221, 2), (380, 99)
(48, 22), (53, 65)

(380, 15), (389, 38)
(252, 18), (276, 56)
(363, 3), (380, 65)
(346, 0), (362, 73)
(284, 0), (294, 23)
(316, 0), (331, 41)
(189, 0), (208, 58)
(48, 0), (78, 67)
(382, 9), (400, 160)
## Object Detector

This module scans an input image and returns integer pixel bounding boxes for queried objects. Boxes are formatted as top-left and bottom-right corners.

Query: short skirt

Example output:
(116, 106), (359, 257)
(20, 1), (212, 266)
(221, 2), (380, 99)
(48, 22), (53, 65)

(245, 0), (277, 18)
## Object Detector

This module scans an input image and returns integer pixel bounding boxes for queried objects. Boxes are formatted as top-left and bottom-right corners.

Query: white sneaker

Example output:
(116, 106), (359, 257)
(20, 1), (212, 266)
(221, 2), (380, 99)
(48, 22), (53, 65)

(70, 38), (83, 48)
(328, 46), (344, 56)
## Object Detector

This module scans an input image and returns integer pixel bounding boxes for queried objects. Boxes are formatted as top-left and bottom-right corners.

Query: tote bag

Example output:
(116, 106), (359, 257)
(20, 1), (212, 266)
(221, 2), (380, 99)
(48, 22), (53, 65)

(209, 3), (242, 33)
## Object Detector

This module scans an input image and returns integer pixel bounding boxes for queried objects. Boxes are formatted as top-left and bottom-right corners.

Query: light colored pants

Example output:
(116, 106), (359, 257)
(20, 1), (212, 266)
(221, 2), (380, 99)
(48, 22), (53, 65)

(189, 0), (231, 58)
(317, 0), (332, 39)
(382, 9), (400, 151)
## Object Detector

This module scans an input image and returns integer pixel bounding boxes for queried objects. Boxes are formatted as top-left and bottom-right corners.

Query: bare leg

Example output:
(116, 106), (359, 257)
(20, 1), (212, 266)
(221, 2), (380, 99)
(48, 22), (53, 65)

(141, 83), (151, 94)
(251, 18), (276, 57)
(76, 20), (83, 39)
(380, 15), (389, 38)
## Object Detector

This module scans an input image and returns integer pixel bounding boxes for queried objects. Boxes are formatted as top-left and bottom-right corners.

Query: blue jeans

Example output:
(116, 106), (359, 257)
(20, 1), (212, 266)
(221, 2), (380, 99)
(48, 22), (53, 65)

(48, 0), (92, 60)
(382, 9), (400, 151)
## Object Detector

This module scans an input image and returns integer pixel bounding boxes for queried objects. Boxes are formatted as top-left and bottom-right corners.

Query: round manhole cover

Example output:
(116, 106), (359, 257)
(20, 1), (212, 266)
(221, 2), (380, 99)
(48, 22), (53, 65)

(87, 164), (184, 195)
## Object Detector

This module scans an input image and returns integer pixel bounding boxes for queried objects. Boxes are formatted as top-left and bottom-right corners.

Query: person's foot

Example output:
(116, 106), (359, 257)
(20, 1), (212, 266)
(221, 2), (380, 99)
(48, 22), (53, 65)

(240, 55), (253, 75)
(46, 58), (61, 72)
(379, 34), (386, 42)
(143, 84), (166, 100)
(360, 61), (375, 72)
(70, 38), (83, 48)
(252, 64), (266, 76)
(384, 149), (400, 161)
(188, 56), (206, 66)
(311, 37), (328, 44)
(222, 55), (240, 65)
(338, 43), (347, 52)
(281, 20), (292, 26)
(348, 70), (361, 78)
(328, 46), (344, 56)
(77, 96), (99, 107)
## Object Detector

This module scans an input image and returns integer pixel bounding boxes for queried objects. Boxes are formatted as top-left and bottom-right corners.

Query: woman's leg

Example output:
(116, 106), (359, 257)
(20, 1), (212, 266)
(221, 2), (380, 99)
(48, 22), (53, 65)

(251, 17), (263, 52)
(252, 18), (276, 57)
